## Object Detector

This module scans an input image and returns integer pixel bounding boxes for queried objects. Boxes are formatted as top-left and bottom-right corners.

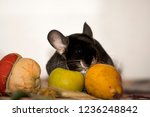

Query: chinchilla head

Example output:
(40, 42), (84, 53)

(46, 22), (114, 74)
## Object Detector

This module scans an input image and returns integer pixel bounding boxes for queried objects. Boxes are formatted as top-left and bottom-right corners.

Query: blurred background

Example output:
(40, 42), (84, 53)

(0, 0), (150, 80)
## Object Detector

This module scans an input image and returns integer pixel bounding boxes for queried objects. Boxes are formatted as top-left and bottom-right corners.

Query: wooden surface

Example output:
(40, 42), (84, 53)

(40, 79), (150, 99)
(122, 79), (150, 99)
(0, 79), (150, 100)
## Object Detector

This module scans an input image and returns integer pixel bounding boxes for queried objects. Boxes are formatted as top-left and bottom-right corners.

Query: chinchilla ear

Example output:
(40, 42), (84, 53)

(83, 22), (93, 37)
(47, 30), (69, 54)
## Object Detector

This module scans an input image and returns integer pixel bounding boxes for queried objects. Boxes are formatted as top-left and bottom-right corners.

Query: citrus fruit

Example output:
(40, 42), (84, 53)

(48, 68), (84, 91)
(85, 64), (123, 99)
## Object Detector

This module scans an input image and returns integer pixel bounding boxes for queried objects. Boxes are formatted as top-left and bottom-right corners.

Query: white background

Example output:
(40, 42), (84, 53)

(0, 0), (150, 80)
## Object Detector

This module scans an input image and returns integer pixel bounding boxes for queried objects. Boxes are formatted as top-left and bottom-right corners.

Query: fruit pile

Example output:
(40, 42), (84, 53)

(0, 53), (123, 99)
(48, 64), (123, 99)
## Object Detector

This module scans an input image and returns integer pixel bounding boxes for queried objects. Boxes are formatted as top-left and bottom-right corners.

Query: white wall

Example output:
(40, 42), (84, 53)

(0, 0), (150, 80)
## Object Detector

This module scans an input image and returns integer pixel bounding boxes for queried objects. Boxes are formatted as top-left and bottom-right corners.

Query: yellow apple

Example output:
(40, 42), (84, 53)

(48, 68), (84, 92)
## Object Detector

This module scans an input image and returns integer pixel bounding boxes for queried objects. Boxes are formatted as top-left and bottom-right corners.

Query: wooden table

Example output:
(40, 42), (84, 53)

(0, 79), (150, 100)
(122, 79), (150, 99)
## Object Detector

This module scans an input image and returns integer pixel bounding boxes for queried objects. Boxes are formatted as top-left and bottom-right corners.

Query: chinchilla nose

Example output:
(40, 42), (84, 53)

(80, 60), (89, 69)
(80, 57), (97, 68)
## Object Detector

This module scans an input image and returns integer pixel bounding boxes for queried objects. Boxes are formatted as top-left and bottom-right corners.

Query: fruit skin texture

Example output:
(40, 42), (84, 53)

(0, 53), (22, 95)
(7, 58), (41, 93)
(48, 68), (84, 92)
(0, 53), (41, 96)
(85, 64), (123, 99)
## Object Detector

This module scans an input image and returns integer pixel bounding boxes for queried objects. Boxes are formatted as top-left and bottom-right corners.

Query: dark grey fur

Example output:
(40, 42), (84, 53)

(46, 23), (114, 75)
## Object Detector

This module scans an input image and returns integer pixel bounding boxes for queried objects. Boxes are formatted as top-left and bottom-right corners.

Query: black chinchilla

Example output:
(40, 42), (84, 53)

(46, 22), (114, 75)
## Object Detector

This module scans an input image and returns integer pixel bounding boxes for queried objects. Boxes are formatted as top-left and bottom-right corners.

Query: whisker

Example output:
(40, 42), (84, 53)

(48, 60), (82, 69)
(66, 60), (81, 63)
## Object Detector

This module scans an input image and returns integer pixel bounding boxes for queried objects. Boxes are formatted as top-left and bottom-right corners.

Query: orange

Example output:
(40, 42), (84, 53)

(85, 64), (123, 99)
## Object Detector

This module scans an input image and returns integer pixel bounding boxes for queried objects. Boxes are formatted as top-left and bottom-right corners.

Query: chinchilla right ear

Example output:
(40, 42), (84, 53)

(47, 30), (69, 54)
(83, 22), (93, 37)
